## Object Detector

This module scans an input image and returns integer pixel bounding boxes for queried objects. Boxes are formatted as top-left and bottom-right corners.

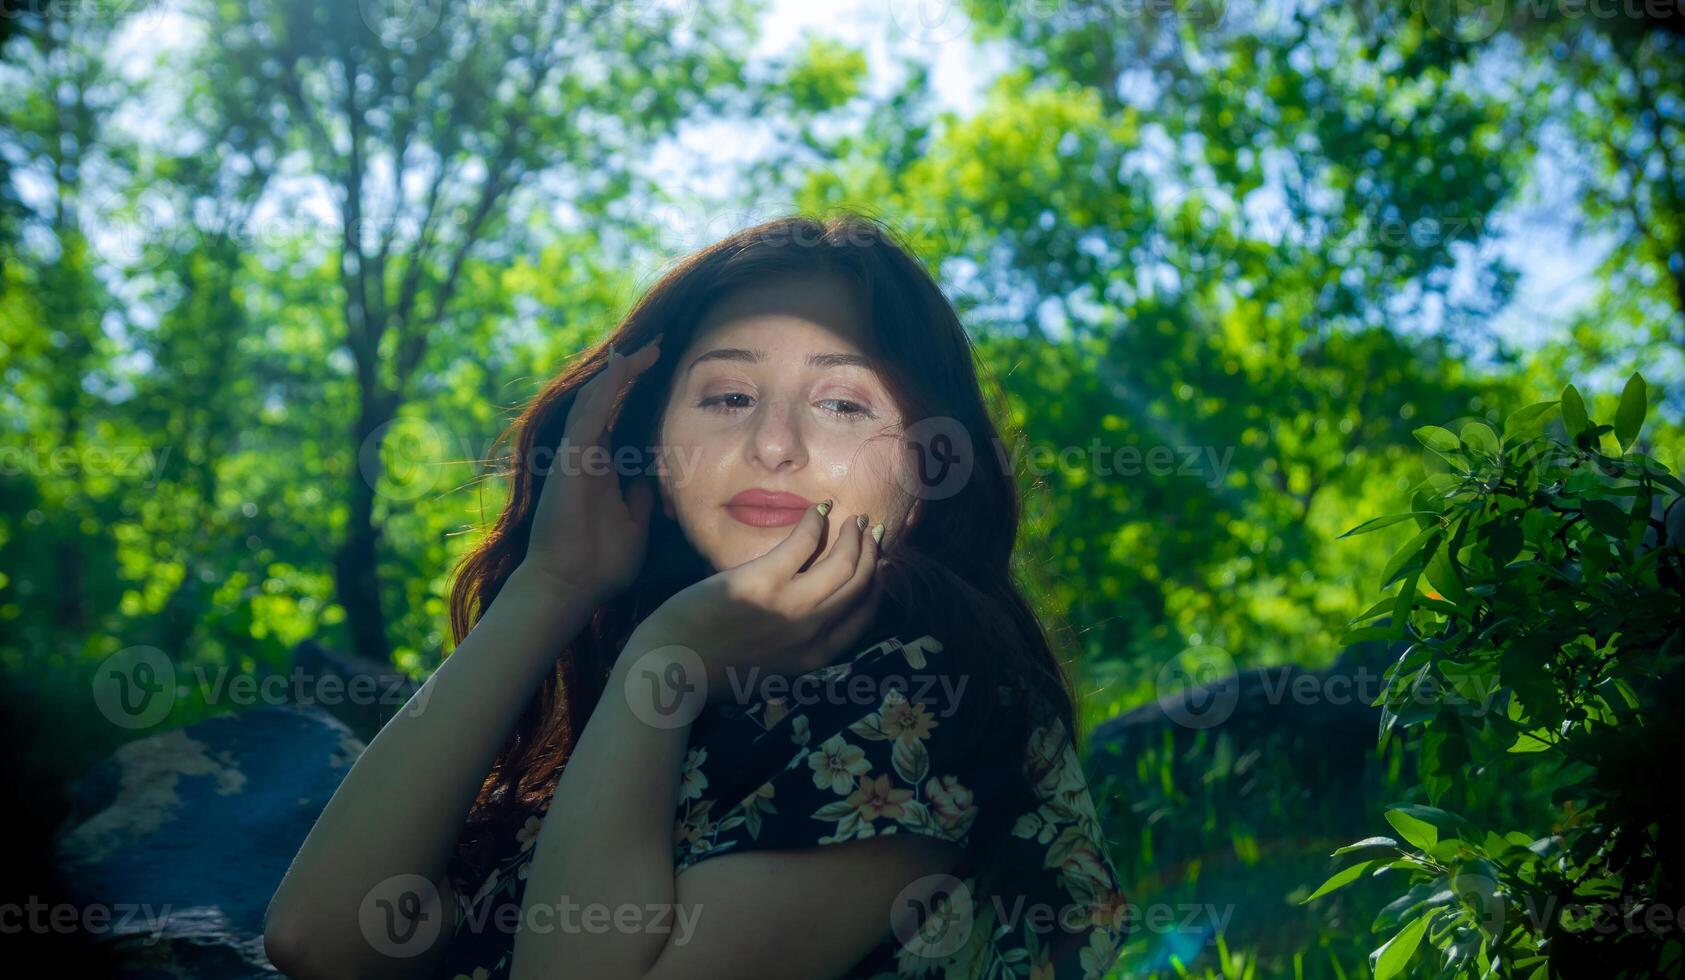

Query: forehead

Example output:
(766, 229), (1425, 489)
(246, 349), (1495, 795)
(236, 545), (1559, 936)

(689, 271), (872, 355)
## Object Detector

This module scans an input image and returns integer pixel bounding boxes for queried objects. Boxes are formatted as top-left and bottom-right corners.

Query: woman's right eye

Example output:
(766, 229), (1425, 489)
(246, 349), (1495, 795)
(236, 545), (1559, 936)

(697, 393), (753, 413)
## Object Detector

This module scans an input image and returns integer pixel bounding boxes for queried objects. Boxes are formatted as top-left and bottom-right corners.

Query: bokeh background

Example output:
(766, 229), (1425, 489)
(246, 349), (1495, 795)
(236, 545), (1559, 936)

(3, 0), (1683, 976)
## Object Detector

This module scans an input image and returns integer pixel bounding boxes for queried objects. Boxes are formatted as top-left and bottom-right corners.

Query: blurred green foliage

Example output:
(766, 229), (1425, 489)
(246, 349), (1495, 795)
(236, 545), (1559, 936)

(2, 1), (1683, 976)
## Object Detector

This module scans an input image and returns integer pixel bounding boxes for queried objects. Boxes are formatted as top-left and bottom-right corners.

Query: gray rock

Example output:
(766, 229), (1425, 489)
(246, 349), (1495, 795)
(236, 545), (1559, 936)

(52, 704), (365, 978)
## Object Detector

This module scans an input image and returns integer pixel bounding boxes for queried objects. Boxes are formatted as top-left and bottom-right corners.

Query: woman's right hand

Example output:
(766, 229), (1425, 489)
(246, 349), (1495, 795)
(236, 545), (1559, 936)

(519, 336), (664, 604)
(623, 500), (884, 705)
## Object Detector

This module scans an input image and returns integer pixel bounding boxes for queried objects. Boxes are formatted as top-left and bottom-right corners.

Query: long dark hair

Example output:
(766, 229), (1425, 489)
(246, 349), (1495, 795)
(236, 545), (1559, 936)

(447, 211), (1083, 897)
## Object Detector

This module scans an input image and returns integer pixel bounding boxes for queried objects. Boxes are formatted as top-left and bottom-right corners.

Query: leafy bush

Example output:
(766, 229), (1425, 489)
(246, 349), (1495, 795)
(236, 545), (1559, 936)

(1306, 374), (1685, 979)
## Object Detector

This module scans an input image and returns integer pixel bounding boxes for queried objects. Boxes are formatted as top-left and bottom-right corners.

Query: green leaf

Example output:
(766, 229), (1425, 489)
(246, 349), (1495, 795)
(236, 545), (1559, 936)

(1350, 594), (1402, 624)
(1384, 808), (1439, 850)
(1460, 420), (1499, 458)
(1582, 499), (1631, 539)
(1381, 525), (1441, 591)
(1392, 568), (1421, 632)
(1414, 425), (1462, 459)
(1502, 400), (1559, 443)
(1561, 384), (1589, 438)
(1410, 488), (1442, 528)
(1614, 372), (1647, 453)
(1302, 858), (1381, 903)
(1576, 422), (1613, 453)
(1341, 625), (1406, 645)
(1481, 521), (1523, 568)
(1506, 729), (1554, 753)
(1372, 912), (1431, 980)
(1383, 803), (1474, 851)
(1333, 836), (1400, 856)
(1422, 538), (1467, 607)
(1339, 512), (1439, 539)
(1628, 452), (1685, 495)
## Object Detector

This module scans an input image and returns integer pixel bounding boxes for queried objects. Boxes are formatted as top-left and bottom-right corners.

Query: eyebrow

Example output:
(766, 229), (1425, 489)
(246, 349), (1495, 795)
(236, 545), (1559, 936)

(683, 348), (875, 376)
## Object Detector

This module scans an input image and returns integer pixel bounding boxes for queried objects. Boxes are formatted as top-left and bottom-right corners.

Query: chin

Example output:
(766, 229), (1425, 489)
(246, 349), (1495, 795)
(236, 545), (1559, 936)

(681, 515), (790, 572)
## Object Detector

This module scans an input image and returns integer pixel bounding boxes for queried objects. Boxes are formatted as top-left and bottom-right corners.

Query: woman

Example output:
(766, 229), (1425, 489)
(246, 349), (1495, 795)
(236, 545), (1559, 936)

(264, 213), (1130, 980)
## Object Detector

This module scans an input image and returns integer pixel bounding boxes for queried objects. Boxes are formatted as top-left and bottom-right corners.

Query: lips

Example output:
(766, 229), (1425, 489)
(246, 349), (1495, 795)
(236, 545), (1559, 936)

(724, 488), (814, 528)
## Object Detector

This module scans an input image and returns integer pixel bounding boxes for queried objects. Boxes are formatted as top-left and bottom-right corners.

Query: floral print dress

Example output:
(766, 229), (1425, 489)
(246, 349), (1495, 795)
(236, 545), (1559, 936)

(437, 632), (1131, 979)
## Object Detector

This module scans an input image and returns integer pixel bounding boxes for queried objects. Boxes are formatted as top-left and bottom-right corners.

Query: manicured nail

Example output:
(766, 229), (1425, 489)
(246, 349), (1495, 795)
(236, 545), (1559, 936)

(855, 514), (868, 530)
(816, 499), (832, 516)
(870, 523), (884, 544)
(608, 341), (617, 360)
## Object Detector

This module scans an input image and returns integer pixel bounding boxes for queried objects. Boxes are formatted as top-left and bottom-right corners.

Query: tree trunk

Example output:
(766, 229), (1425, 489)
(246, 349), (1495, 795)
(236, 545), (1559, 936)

(334, 390), (394, 662)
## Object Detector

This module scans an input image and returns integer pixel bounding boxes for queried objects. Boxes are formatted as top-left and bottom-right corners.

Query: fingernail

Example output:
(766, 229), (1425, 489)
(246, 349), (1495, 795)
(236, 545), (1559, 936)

(609, 341), (617, 360)
(816, 499), (832, 516)
(871, 523), (884, 544)
(855, 514), (868, 530)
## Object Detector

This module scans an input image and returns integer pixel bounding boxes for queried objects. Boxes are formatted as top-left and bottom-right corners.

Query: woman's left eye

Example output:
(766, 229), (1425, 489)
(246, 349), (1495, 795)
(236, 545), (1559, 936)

(819, 398), (874, 419)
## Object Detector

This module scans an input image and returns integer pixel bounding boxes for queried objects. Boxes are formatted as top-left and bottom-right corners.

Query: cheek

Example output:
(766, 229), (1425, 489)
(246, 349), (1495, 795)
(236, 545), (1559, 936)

(824, 431), (912, 514)
(657, 420), (733, 513)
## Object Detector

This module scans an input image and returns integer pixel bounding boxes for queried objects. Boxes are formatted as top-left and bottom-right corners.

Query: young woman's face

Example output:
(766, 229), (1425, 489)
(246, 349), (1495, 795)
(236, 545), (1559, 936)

(655, 271), (920, 571)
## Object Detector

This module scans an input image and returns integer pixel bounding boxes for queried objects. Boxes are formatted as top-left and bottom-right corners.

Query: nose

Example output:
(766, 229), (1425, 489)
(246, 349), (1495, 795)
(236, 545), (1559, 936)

(744, 394), (807, 472)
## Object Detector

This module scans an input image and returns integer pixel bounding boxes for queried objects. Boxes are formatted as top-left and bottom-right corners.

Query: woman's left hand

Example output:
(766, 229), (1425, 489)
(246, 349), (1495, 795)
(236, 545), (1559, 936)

(622, 501), (884, 705)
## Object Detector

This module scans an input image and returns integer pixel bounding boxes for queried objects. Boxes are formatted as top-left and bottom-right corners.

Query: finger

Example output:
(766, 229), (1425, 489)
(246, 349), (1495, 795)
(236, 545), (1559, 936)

(602, 339), (664, 437)
(560, 350), (623, 455)
(624, 475), (656, 533)
(745, 499), (831, 581)
(567, 338), (663, 451)
(813, 517), (879, 620)
(791, 512), (867, 608)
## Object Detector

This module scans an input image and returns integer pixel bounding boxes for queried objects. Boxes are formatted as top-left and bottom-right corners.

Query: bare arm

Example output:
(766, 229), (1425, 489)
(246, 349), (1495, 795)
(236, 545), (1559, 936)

(263, 565), (597, 980)
(265, 335), (665, 979)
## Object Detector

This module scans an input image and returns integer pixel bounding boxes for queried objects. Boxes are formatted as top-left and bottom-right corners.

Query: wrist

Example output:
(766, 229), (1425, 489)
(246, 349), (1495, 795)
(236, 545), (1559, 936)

(505, 561), (607, 611)
(608, 629), (716, 724)
(617, 621), (730, 699)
